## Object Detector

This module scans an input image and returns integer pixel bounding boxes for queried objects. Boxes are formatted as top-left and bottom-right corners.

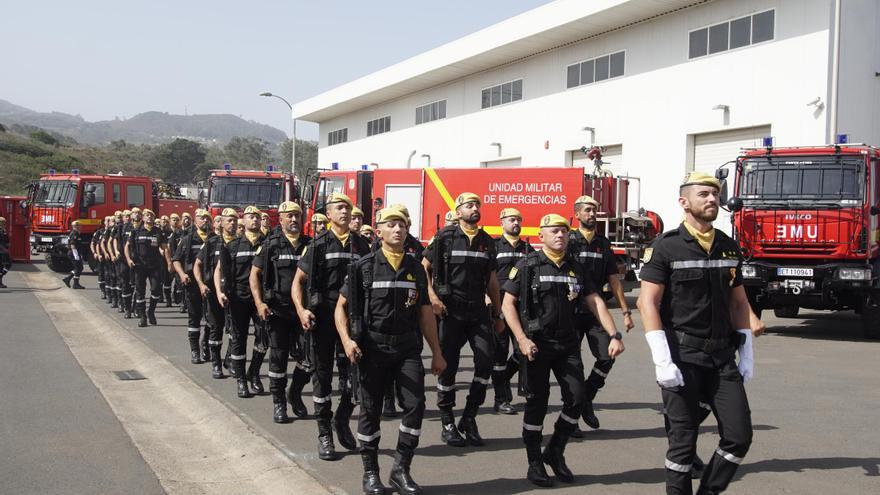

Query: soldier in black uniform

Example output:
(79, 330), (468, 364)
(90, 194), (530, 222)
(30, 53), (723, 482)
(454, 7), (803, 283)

(0, 217), (9, 288)
(102, 216), (119, 308)
(335, 207), (445, 495)
(250, 201), (312, 423)
(567, 195), (636, 431)
(637, 172), (754, 495)
(360, 225), (375, 243)
(293, 192), (371, 461)
(422, 192), (505, 447)
(215, 206), (267, 398)
(173, 209), (212, 364)
(501, 213), (624, 487)
(491, 208), (534, 415)
(114, 209), (135, 318)
(92, 217), (107, 298)
(62, 221), (86, 289)
(125, 209), (171, 327)
(194, 211), (230, 379)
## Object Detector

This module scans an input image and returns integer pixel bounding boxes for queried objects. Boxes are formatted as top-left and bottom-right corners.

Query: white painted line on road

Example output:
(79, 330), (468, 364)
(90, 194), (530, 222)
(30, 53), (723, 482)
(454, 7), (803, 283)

(23, 271), (336, 495)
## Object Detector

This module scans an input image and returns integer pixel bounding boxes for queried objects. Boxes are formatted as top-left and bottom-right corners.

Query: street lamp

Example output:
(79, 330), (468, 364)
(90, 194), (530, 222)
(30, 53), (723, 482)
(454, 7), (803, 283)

(259, 91), (297, 180)
(421, 153), (431, 167)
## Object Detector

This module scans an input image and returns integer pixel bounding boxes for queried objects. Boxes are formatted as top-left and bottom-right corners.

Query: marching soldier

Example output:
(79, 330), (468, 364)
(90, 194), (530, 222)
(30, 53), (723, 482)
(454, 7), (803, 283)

(114, 209), (135, 318)
(501, 213), (624, 487)
(491, 208), (534, 415)
(637, 172), (754, 495)
(250, 201), (312, 423)
(260, 212), (271, 236)
(568, 195), (635, 431)
(168, 213), (186, 309)
(422, 192), (505, 447)
(350, 206), (364, 233)
(360, 224), (375, 243)
(312, 213), (329, 234)
(292, 192), (371, 461)
(62, 220), (86, 289)
(159, 215), (175, 306)
(173, 209), (212, 364)
(92, 217), (108, 298)
(194, 212), (231, 379)
(444, 209), (458, 227)
(335, 207), (446, 495)
(104, 215), (121, 309)
(215, 206), (268, 398)
(125, 209), (171, 327)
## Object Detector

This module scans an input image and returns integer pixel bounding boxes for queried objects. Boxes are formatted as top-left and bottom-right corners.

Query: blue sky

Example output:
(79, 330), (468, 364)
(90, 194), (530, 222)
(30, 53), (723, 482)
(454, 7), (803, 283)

(0, 0), (550, 141)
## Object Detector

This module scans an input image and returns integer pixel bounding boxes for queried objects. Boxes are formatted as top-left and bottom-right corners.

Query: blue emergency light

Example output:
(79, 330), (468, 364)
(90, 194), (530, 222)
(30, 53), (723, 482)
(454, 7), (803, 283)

(223, 163), (232, 171)
(48, 168), (56, 175)
(267, 164), (275, 172)
(361, 164), (369, 170)
(72, 168), (79, 175)
(331, 162), (339, 170)
(836, 134), (849, 144)
(762, 136), (774, 147)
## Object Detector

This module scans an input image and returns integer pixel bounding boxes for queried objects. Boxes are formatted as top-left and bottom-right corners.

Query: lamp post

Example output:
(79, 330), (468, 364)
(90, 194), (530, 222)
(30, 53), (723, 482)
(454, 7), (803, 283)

(259, 92), (297, 181)
(421, 153), (431, 167)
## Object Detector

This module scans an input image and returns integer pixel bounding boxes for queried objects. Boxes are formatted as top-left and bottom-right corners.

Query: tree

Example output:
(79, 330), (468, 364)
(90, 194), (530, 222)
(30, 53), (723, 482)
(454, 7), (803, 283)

(279, 138), (318, 175)
(30, 130), (58, 146)
(224, 136), (271, 166)
(0, 123), (6, 133)
(148, 138), (206, 183)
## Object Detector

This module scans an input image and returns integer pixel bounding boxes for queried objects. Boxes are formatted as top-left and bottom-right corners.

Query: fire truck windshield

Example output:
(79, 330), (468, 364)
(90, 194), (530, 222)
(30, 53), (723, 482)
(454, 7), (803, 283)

(209, 177), (283, 208)
(739, 156), (862, 204)
(33, 181), (77, 206)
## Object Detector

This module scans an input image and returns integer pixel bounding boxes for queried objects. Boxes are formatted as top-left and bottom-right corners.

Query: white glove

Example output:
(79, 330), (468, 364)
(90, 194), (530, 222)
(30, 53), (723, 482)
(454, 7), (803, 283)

(736, 328), (754, 383)
(645, 330), (684, 388)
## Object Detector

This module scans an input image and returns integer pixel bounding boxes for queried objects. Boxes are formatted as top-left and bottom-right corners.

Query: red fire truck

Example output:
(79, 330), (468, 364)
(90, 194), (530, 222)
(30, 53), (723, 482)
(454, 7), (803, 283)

(201, 165), (298, 224)
(27, 171), (197, 272)
(720, 144), (880, 339)
(303, 163), (662, 290)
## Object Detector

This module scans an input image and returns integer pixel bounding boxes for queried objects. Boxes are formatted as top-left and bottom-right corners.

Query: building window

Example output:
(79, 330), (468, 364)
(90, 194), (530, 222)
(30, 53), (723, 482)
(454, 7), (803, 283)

(366, 116), (390, 137)
(328, 128), (348, 146)
(416, 100), (446, 125)
(566, 51), (625, 89)
(689, 9), (774, 59)
(481, 79), (522, 109)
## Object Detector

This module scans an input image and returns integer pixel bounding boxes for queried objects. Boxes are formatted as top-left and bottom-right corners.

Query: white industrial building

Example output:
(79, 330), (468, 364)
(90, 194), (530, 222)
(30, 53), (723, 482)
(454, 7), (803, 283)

(293, 0), (880, 230)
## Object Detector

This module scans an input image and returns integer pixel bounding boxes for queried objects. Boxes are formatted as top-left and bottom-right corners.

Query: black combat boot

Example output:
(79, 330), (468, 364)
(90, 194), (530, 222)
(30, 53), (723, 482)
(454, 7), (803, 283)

(691, 453), (706, 479)
(110, 289), (119, 308)
(72, 277), (85, 289)
(164, 287), (173, 307)
(334, 397), (357, 451)
(525, 435), (553, 487)
(235, 360), (251, 398)
(582, 383), (600, 429)
(99, 282), (107, 299)
(62, 274), (73, 287)
(287, 367), (310, 418)
(317, 419), (339, 461)
(124, 295), (133, 318)
(272, 390), (289, 424)
(200, 333), (210, 363)
(493, 375), (516, 415)
(440, 409), (466, 447)
(361, 451), (385, 495)
(542, 430), (574, 483)
(189, 333), (203, 364)
(246, 351), (266, 395)
(137, 302), (148, 328)
(458, 415), (484, 446)
(147, 298), (158, 325)
(389, 446), (422, 495)
(210, 345), (224, 379)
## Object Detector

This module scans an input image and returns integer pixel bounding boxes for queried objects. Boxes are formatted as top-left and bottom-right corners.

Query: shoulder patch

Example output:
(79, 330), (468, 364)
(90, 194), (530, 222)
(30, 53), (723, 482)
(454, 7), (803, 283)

(255, 245), (262, 255)
(301, 246), (308, 257)
(642, 248), (654, 263)
(406, 273), (416, 281)
(508, 266), (518, 280)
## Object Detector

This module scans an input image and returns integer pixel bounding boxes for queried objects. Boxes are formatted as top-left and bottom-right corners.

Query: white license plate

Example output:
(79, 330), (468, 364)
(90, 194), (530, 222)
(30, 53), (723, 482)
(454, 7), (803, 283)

(42, 237), (53, 242)
(777, 267), (813, 277)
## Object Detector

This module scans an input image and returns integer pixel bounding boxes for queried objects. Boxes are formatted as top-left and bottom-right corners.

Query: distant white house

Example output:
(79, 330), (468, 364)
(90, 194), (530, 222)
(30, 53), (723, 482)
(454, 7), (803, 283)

(293, 0), (880, 229)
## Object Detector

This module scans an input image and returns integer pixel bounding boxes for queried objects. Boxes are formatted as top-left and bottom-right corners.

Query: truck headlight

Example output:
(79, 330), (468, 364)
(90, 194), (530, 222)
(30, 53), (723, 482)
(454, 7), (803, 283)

(837, 268), (872, 280)
(60, 237), (69, 245)
(741, 265), (758, 278)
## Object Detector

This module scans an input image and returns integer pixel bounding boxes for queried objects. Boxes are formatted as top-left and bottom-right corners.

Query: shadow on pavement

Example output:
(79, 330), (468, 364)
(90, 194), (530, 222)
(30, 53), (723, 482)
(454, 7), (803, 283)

(736, 456), (880, 478)
(767, 312), (875, 343)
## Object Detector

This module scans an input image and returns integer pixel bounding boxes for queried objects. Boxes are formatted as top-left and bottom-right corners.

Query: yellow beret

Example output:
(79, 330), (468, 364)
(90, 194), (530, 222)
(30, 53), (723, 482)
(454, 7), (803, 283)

(360, 224), (374, 233)
(194, 209), (210, 218)
(122, 210), (131, 216)
(312, 213), (328, 223)
(114, 210), (122, 216)
(539, 213), (570, 229)
(130, 207), (141, 214)
(377, 207), (408, 224)
(326, 192), (353, 208)
(142, 209), (155, 216)
(160, 215), (169, 220)
(279, 201), (302, 214)
(351, 206), (364, 218)
(221, 208), (240, 218)
(71, 220), (80, 226)
(574, 195), (599, 208)
(242, 205), (261, 216)
(499, 208), (522, 220)
(182, 212), (192, 218)
(445, 210), (458, 222)
(681, 171), (722, 190)
(455, 192), (481, 208)
(169, 213), (180, 219)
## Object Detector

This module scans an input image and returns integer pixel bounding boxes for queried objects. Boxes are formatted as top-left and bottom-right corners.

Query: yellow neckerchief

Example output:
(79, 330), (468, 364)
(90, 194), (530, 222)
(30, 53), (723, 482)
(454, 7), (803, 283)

(196, 228), (208, 242)
(132, 221), (141, 229)
(143, 223), (153, 232)
(222, 231), (236, 244)
(244, 230), (261, 246)
(382, 247), (404, 272)
(578, 227), (596, 244)
(330, 225), (350, 246)
(502, 232), (520, 247)
(542, 246), (565, 267)
(284, 232), (301, 248)
(460, 223), (478, 243)
(261, 227), (269, 236)
(682, 220), (715, 253)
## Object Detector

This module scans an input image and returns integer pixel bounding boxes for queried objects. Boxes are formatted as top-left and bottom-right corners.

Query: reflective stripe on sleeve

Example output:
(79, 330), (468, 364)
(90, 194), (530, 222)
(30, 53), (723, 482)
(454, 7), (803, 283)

(235, 251), (257, 257)
(451, 250), (489, 259)
(538, 275), (579, 284)
(577, 251), (603, 259)
(372, 281), (417, 289)
(670, 259), (739, 269)
(496, 252), (525, 259)
(326, 252), (360, 260)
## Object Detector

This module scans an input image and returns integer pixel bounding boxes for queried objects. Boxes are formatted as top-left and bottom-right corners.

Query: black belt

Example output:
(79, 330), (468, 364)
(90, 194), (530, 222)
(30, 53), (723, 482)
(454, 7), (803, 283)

(445, 297), (486, 311)
(367, 331), (418, 346)
(675, 331), (743, 353)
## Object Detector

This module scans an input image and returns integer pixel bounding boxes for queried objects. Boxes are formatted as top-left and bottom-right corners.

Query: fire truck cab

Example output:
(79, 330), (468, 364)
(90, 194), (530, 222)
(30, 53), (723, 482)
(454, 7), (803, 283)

(202, 166), (298, 223)
(721, 144), (880, 339)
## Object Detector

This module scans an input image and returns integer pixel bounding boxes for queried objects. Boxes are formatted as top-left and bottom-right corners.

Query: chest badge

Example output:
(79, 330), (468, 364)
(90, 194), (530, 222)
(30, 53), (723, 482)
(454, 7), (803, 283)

(642, 248), (653, 263)
(405, 288), (418, 308)
(729, 267), (736, 286)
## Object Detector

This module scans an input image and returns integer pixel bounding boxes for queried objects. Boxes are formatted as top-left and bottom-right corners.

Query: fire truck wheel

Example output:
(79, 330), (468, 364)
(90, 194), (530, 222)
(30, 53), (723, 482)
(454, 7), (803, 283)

(861, 300), (880, 340)
(773, 306), (799, 318)
(46, 253), (72, 273)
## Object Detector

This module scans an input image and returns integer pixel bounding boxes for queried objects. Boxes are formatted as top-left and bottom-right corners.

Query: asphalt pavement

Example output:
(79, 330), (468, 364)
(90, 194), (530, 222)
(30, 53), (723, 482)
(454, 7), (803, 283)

(4, 260), (879, 494)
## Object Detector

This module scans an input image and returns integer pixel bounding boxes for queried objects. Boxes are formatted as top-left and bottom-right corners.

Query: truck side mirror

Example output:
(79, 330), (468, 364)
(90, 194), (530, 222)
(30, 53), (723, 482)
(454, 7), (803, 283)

(304, 184), (315, 207)
(720, 181), (729, 206)
(83, 192), (95, 208)
(715, 168), (729, 180)
(728, 196), (743, 212)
